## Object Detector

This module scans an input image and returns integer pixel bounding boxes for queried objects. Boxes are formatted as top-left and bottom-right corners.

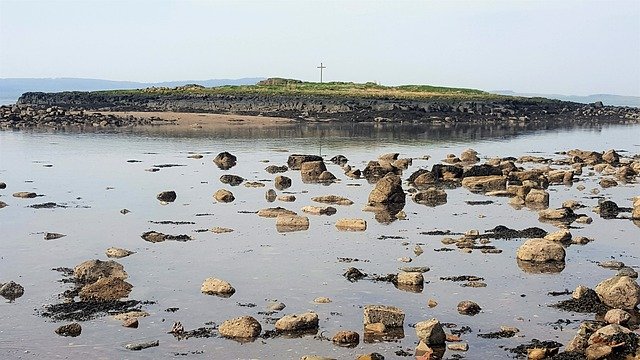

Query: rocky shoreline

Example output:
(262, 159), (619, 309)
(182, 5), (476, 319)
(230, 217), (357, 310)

(1, 91), (638, 129)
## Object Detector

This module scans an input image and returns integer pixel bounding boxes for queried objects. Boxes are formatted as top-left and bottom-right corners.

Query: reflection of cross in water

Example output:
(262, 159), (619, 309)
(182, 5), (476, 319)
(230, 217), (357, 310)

(317, 62), (326, 83)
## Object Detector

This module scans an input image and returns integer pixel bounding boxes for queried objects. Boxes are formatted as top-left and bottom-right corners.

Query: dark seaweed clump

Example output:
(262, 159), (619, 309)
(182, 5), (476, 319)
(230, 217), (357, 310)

(40, 300), (152, 321)
(480, 225), (547, 240)
(477, 329), (517, 339)
(507, 339), (562, 357)
(550, 291), (610, 313)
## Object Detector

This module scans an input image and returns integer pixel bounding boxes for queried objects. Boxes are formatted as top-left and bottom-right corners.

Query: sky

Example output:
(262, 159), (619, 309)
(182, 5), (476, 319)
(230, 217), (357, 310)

(1, 0), (639, 96)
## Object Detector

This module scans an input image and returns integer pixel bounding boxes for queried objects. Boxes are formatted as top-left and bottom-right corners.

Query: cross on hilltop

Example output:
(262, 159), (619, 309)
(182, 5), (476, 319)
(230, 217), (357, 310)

(317, 62), (326, 83)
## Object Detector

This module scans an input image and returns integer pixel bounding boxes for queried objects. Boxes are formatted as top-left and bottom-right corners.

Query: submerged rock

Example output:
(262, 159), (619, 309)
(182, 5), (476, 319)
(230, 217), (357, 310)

(125, 340), (159, 351)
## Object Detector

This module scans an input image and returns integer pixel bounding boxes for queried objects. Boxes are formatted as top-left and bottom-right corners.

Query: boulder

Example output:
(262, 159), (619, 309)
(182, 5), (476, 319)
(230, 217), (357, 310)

(588, 324), (631, 346)
(363, 160), (399, 179)
(201, 278), (235, 297)
(594, 276), (640, 310)
(220, 174), (244, 186)
(415, 318), (446, 345)
(462, 164), (502, 178)
(460, 148), (479, 163)
(301, 206), (337, 216)
(73, 259), (128, 283)
(332, 330), (359, 346)
(156, 190), (176, 202)
(335, 218), (367, 231)
(275, 215), (309, 232)
(461, 175), (506, 192)
(275, 312), (319, 331)
(516, 239), (565, 262)
(79, 276), (133, 301)
(602, 149), (620, 164)
(274, 175), (292, 190)
(219, 316), (262, 339)
(312, 195), (353, 205)
(368, 173), (405, 205)
(214, 189), (235, 203)
(363, 305), (404, 328)
(301, 161), (327, 182)
(213, 152), (237, 169)
(287, 154), (323, 170)
(257, 207), (297, 218)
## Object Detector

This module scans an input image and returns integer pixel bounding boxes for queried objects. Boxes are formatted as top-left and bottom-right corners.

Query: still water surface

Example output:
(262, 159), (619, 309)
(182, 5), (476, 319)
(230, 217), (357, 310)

(0, 122), (639, 359)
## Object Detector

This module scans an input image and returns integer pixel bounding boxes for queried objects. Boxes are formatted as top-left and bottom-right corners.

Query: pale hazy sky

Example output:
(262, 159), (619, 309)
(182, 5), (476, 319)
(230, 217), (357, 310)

(1, 0), (639, 96)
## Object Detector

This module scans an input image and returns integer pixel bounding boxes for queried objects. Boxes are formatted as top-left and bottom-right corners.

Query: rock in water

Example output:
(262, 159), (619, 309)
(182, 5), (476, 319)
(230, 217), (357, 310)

(0, 281), (25, 301)
(73, 259), (128, 283)
(156, 190), (176, 202)
(335, 218), (367, 231)
(363, 305), (404, 328)
(415, 318), (446, 345)
(201, 278), (235, 297)
(332, 330), (359, 346)
(368, 173), (405, 205)
(594, 276), (640, 310)
(218, 316), (262, 339)
(300, 161), (327, 182)
(287, 154), (322, 170)
(125, 340), (159, 351)
(55, 323), (82, 337)
(79, 276), (133, 301)
(105, 247), (135, 258)
(213, 152), (237, 170)
(214, 189), (235, 203)
(274, 175), (292, 190)
(516, 239), (566, 262)
(275, 312), (319, 331)
(457, 300), (481, 315)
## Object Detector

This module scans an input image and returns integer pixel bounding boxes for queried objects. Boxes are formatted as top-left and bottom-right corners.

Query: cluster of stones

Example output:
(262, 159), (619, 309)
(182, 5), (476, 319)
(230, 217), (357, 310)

(0, 104), (155, 129)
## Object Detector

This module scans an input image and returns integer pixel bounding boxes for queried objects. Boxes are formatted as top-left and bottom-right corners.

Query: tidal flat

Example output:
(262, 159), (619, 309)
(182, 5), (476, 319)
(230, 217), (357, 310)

(0, 121), (639, 359)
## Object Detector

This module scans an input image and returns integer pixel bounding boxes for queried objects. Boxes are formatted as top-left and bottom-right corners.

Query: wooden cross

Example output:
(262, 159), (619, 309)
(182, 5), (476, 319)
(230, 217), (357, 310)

(317, 62), (326, 83)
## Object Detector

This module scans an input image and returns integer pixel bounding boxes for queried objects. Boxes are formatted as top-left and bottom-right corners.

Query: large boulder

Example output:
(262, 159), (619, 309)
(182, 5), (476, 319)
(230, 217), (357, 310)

(301, 161), (327, 182)
(275, 312), (319, 331)
(368, 173), (405, 205)
(594, 276), (640, 310)
(516, 239), (565, 262)
(415, 318), (445, 345)
(219, 316), (262, 339)
(73, 259), (128, 283)
(363, 305), (404, 328)
(287, 154), (323, 170)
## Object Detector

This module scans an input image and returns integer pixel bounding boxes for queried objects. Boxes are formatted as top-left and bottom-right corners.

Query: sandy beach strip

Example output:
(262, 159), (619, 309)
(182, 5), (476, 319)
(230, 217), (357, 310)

(93, 111), (297, 129)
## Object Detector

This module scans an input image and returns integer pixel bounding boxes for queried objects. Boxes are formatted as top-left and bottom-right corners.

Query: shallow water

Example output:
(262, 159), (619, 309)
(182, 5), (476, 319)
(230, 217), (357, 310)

(0, 122), (639, 359)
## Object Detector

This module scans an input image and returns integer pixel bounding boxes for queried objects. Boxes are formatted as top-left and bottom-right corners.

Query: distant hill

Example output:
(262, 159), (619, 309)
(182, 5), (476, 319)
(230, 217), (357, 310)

(0, 77), (265, 104)
(491, 90), (640, 107)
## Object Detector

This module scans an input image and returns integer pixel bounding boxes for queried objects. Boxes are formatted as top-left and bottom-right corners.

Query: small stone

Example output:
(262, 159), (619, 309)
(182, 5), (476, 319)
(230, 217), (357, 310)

(447, 343), (469, 351)
(301, 205), (337, 216)
(313, 297), (331, 304)
(211, 227), (234, 234)
(55, 323), (82, 337)
(13, 191), (37, 198)
(427, 299), (438, 308)
(277, 194), (296, 202)
(125, 340), (159, 351)
(123, 318), (139, 328)
(332, 330), (359, 346)
(265, 189), (277, 202)
(414, 245), (424, 256)
(213, 189), (235, 203)
(44, 232), (66, 240)
(201, 278), (235, 297)
(397, 256), (412, 263)
(267, 302), (286, 311)
(457, 300), (481, 315)
(105, 247), (135, 258)
(156, 191), (176, 202)
(274, 175), (292, 190)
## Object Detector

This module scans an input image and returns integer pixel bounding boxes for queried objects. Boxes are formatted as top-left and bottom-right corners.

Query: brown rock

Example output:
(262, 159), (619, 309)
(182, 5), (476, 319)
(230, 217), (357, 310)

(332, 330), (359, 346)
(55, 323), (82, 337)
(335, 218), (367, 231)
(79, 276), (133, 301)
(368, 173), (405, 204)
(363, 305), (404, 328)
(214, 189), (235, 203)
(219, 316), (262, 338)
(73, 259), (128, 283)
(275, 312), (319, 331)
(201, 278), (235, 297)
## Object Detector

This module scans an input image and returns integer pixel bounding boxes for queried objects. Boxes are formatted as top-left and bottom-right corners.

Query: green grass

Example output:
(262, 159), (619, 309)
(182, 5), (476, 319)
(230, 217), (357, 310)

(95, 78), (545, 102)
